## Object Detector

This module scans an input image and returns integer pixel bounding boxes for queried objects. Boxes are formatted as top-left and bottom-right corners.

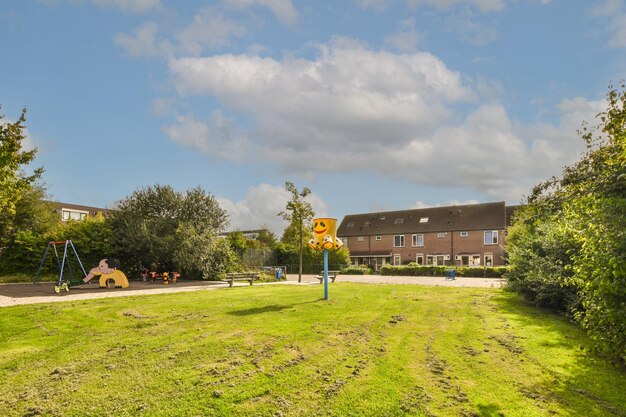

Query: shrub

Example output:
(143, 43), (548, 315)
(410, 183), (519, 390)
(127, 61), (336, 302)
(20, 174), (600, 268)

(380, 263), (508, 277)
(340, 265), (373, 275)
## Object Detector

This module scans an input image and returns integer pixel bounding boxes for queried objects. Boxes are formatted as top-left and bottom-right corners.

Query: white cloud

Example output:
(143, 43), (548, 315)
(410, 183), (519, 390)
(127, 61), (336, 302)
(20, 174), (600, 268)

(446, 11), (499, 45)
(162, 111), (251, 163)
(176, 8), (247, 55)
(115, 10), (246, 58)
(114, 22), (173, 57)
(591, 0), (626, 48)
(354, 0), (391, 10)
(412, 199), (480, 209)
(217, 183), (328, 235)
(407, 0), (504, 13)
(165, 39), (598, 202)
(223, 0), (298, 25)
(92, 0), (160, 13)
(384, 18), (421, 52)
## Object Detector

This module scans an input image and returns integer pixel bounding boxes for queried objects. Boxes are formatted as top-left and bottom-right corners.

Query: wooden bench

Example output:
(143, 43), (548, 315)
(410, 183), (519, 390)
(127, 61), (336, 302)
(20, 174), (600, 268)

(314, 270), (340, 284)
(225, 272), (259, 287)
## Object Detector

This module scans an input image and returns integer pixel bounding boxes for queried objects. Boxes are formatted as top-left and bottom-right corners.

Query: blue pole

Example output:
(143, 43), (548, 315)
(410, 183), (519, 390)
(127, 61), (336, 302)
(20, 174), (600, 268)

(323, 249), (329, 300)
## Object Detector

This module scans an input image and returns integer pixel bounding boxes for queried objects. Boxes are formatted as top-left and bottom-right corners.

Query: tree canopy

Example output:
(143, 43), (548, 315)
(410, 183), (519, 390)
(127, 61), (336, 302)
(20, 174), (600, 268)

(506, 82), (626, 364)
(110, 184), (232, 278)
(0, 108), (44, 252)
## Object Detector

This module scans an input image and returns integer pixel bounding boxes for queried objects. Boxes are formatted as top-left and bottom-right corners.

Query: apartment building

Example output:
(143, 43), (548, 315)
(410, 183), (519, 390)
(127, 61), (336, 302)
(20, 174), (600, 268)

(337, 202), (518, 271)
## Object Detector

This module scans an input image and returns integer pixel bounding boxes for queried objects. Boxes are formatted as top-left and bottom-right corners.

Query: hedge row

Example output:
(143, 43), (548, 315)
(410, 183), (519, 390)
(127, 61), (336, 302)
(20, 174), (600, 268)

(380, 264), (508, 278)
(340, 266), (373, 275)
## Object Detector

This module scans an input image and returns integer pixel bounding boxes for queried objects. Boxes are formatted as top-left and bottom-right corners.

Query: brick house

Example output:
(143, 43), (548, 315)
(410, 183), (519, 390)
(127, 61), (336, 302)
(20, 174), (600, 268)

(50, 202), (110, 222)
(337, 202), (518, 271)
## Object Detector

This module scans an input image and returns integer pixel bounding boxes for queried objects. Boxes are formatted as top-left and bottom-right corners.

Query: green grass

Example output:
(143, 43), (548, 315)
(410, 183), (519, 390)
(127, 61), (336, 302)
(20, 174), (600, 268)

(1, 284), (624, 417)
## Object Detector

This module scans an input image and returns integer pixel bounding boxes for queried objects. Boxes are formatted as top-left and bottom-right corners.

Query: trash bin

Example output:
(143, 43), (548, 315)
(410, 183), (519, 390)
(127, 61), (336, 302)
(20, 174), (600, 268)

(275, 268), (283, 280)
(445, 269), (456, 280)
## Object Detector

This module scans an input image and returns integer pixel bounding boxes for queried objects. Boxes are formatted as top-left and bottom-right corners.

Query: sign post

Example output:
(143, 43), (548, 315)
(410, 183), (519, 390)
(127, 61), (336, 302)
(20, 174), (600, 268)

(308, 218), (342, 301)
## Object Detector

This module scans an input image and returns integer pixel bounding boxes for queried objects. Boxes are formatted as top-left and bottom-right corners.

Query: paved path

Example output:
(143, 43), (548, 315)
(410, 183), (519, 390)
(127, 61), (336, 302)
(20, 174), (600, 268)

(0, 274), (505, 308)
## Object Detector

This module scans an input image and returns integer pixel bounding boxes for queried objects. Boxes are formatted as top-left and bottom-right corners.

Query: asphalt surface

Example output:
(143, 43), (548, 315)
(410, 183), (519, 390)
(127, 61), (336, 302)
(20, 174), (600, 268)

(0, 274), (505, 307)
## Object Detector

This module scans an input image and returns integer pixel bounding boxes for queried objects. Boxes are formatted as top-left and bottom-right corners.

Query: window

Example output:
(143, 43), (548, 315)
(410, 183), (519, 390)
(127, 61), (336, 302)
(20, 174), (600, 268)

(347, 221), (355, 228)
(394, 235), (405, 247)
(364, 221), (371, 227)
(380, 216), (386, 221)
(394, 254), (401, 265)
(484, 230), (498, 245)
(485, 253), (493, 267)
(412, 234), (424, 247)
(471, 255), (481, 266)
(416, 254), (424, 265)
(357, 236), (364, 242)
(437, 232), (446, 239)
(394, 218), (404, 224)
(375, 235), (382, 241)
(62, 210), (71, 221)
(426, 255), (434, 265)
(460, 231), (468, 238)
(419, 217), (429, 223)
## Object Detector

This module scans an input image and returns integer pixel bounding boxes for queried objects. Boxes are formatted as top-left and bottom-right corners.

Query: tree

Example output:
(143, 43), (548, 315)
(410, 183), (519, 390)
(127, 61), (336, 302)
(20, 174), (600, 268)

(110, 185), (231, 278)
(0, 108), (44, 253)
(506, 82), (626, 364)
(278, 182), (314, 282)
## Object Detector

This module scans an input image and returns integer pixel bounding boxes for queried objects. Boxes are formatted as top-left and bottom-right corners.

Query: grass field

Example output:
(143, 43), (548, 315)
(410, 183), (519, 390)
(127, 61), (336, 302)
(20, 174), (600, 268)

(1, 283), (625, 416)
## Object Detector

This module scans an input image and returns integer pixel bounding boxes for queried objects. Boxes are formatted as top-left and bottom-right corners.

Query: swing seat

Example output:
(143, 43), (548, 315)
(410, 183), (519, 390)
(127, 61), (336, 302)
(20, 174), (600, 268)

(98, 270), (130, 289)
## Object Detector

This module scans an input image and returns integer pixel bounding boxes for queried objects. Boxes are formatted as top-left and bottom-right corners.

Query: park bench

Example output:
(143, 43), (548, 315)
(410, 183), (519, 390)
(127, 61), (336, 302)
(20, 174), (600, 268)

(314, 270), (340, 284)
(225, 272), (259, 287)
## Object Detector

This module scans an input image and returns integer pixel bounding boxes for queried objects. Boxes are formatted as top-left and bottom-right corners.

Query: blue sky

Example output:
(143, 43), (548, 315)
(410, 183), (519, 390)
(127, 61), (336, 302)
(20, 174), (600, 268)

(2, 0), (625, 234)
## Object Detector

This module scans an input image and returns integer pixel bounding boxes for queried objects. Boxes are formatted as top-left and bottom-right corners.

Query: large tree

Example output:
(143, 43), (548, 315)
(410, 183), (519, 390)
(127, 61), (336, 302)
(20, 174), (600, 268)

(0, 108), (44, 253)
(506, 82), (626, 364)
(110, 184), (231, 278)
(278, 182), (314, 282)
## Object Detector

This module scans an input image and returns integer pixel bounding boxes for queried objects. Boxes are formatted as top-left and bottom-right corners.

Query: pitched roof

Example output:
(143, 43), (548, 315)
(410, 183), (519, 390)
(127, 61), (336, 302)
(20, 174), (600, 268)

(337, 202), (506, 237)
(51, 202), (111, 217)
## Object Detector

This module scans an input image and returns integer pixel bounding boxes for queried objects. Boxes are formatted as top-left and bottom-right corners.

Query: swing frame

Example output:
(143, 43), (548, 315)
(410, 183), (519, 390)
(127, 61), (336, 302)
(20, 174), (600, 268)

(34, 240), (88, 293)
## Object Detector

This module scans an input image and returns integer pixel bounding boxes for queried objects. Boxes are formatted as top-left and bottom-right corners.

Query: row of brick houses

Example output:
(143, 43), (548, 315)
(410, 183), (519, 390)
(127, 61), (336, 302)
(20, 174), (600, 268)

(336, 202), (518, 271)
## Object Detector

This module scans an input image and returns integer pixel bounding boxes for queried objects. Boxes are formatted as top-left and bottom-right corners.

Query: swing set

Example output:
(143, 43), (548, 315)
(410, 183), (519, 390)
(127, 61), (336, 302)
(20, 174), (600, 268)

(34, 240), (87, 293)
(34, 240), (129, 293)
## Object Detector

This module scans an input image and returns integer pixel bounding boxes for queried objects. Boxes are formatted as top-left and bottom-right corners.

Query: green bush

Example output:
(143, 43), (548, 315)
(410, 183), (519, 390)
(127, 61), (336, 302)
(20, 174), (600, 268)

(380, 263), (508, 277)
(340, 265), (373, 275)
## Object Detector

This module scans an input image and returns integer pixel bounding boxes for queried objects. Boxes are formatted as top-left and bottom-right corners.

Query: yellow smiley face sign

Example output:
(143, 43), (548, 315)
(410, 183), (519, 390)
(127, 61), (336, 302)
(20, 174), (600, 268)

(308, 218), (343, 251)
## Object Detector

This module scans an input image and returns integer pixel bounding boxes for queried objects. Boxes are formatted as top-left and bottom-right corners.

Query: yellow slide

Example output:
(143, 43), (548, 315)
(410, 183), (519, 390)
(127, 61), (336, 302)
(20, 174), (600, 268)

(98, 269), (130, 289)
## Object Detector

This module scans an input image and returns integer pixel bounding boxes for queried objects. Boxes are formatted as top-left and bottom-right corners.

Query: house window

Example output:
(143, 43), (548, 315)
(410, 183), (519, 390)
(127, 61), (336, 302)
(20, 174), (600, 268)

(412, 234), (424, 247)
(394, 254), (401, 265)
(380, 216), (386, 221)
(426, 255), (434, 265)
(62, 210), (71, 221)
(347, 222), (355, 228)
(484, 230), (498, 245)
(357, 236), (365, 242)
(394, 235), (405, 247)
(394, 218), (404, 224)
(375, 235), (382, 241)
(485, 253), (494, 267)
(437, 232), (446, 239)
(364, 221), (371, 227)
(460, 231), (469, 238)
(420, 217), (429, 223)
(416, 254), (424, 265)
(471, 255), (481, 266)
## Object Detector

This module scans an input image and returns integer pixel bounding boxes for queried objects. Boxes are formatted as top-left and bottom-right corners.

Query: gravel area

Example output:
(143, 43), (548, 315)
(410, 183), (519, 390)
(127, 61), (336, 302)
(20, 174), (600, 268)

(0, 274), (504, 307)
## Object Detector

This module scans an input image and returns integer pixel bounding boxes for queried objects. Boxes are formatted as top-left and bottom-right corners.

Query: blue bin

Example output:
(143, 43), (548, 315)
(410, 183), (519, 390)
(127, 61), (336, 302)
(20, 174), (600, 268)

(275, 268), (283, 280)
(445, 269), (456, 280)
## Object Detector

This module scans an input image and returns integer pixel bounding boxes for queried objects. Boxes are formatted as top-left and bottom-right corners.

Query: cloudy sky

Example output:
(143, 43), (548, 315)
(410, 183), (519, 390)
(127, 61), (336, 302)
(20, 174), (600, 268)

(2, 0), (624, 234)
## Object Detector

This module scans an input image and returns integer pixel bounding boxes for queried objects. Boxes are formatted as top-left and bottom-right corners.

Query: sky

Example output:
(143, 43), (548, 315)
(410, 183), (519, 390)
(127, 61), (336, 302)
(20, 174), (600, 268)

(1, 0), (625, 235)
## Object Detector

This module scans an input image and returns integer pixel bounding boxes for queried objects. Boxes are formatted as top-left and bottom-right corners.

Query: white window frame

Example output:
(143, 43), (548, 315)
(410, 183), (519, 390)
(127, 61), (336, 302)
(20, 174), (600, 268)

(393, 235), (405, 247)
(484, 230), (498, 245)
(357, 236), (365, 242)
(375, 235), (382, 241)
(419, 217), (429, 223)
(412, 234), (424, 247)
(416, 254), (424, 265)
(394, 218), (404, 224)
(460, 231), (469, 238)
(437, 232), (446, 239)
(393, 254), (401, 265)
(485, 253), (494, 267)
